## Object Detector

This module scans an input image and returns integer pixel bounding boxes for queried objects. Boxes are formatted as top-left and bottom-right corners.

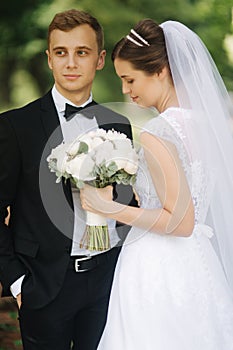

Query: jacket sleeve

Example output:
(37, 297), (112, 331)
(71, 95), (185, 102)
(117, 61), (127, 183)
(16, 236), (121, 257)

(0, 115), (27, 296)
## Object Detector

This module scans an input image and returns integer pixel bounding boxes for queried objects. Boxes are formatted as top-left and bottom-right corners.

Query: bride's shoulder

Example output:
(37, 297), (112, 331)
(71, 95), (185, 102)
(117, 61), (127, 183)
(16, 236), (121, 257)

(142, 107), (190, 133)
(141, 108), (194, 147)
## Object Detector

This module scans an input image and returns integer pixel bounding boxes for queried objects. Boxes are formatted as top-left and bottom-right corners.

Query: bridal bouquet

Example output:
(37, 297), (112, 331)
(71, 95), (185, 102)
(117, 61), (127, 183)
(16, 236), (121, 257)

(47, 128), (138, 251)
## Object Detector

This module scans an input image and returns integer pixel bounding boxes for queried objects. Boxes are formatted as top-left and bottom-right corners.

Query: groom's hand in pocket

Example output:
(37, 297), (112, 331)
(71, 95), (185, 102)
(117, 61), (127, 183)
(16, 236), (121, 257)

(16, 293), (22, 309)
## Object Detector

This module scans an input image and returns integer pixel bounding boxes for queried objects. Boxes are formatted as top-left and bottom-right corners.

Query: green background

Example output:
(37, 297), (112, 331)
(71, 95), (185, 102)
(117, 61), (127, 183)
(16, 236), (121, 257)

(0, 0), (233, 112)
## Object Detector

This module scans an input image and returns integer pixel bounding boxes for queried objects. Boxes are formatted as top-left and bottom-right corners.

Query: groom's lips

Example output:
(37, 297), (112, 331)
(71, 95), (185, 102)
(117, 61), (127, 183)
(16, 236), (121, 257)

(64, 74), (81, 80)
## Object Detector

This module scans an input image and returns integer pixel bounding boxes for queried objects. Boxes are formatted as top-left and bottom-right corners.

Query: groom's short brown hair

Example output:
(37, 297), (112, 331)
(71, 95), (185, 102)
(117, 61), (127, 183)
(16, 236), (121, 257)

(47, 9), (104, 53)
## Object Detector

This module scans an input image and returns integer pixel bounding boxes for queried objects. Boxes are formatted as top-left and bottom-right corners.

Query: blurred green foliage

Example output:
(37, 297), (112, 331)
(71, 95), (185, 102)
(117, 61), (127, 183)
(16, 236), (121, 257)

(0, 0), (233, 111)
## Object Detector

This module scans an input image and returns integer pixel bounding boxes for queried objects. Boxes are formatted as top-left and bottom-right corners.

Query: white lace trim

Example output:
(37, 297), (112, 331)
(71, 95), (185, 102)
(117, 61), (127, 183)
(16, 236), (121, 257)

(136, 109), (215, 223)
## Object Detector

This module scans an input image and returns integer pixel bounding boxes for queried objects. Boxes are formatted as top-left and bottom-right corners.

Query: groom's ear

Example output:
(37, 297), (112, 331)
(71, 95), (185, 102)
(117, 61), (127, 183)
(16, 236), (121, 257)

(96, 50), (106, 71)
(46, 49), (51, 69)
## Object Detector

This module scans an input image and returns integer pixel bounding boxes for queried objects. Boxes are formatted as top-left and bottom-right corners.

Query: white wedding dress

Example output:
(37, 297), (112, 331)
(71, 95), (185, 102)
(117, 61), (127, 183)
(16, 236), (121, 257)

(97, 108), (233, 350)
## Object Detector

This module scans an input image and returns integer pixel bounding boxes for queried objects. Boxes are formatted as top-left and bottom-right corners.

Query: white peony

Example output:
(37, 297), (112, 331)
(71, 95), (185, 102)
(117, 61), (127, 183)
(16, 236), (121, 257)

(94, 128), (107, 138)
(94, 141), (114, 165)
(106, 149), (127, 170)
(106, 129), (127, 141)
(113, 138), (133, 153)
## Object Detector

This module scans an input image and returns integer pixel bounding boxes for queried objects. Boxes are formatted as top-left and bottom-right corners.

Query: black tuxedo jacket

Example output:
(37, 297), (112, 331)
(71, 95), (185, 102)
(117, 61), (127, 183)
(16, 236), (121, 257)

(0, 91), (137, 308)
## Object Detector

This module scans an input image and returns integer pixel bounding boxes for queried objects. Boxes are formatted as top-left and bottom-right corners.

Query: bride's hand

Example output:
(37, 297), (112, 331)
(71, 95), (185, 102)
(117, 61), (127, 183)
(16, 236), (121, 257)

(80, 184), (113, 214)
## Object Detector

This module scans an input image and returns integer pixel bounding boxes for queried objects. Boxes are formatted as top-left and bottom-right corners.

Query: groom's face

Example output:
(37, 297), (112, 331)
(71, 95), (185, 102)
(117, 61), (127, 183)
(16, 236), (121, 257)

(46, 24), (106, 105)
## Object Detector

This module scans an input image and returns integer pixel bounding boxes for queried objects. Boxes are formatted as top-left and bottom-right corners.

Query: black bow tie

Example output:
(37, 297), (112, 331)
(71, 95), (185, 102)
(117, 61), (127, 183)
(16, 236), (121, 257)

(64, 101), (96, 120)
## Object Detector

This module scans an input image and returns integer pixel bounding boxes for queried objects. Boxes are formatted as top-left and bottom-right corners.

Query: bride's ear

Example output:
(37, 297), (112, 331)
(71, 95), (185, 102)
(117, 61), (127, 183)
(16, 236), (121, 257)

(157, 66), (169, 80)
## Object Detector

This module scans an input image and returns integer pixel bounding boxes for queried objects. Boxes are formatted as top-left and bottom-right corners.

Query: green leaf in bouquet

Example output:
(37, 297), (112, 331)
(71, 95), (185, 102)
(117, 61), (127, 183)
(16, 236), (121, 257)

(112, 169), (135, 186)
(130, 174), (137, 185)
(74, 178), (85, 189)
(48, 158), (57, 170)
(92, 164), (101, 176)
(89, 160), (136, 188)
(78, 141), (89, 154)
(60, 172), (71, 184)
(106, 162), (118, 177)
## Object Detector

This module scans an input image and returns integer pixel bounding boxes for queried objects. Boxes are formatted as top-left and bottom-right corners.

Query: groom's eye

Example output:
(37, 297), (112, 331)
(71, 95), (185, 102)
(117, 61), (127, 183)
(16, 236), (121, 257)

(76, 47), (91, 57)
(77, 50), (88, 56)
(55, 50), (66, 56)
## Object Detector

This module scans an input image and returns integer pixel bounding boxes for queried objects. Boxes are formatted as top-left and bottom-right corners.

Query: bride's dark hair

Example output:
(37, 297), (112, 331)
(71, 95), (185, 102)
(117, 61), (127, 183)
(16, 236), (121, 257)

(112, 19), (170, 76)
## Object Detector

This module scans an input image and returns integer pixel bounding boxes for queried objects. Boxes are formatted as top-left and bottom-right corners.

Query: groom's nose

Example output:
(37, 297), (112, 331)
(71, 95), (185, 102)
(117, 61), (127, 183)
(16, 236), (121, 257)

(66, 52), (79, 69)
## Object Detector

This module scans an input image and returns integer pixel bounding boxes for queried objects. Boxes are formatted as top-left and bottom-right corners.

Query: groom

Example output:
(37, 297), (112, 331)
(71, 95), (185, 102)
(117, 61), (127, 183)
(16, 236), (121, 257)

(0, 9), (137, 350)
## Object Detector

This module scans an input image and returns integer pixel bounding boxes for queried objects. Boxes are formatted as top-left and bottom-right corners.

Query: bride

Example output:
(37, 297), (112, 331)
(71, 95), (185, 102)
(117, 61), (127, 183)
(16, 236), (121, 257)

(80, 19), (233, 349)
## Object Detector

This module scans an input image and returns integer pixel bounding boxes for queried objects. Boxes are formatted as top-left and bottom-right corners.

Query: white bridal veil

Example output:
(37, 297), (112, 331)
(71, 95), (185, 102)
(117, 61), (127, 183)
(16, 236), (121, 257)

(160, 21), (233, 291)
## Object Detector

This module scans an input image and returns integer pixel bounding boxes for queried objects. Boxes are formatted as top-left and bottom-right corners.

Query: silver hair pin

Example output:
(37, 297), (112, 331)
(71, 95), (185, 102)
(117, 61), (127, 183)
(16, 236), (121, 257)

(130, 29), (150, 46)
(126, 35), (143, 47)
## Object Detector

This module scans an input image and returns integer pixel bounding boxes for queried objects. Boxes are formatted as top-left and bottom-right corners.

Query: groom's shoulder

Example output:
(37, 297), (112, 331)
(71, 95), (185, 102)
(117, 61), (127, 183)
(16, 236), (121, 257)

(0, 91), (52, 119)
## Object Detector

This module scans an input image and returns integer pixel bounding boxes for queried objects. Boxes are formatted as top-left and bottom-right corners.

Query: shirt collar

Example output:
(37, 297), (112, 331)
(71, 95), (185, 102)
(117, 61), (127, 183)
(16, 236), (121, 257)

(52, 85), (93, 114)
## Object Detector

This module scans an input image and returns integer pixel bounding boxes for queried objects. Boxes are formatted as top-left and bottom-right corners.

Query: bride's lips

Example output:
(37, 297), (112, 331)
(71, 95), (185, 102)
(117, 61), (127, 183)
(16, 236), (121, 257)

(131, 96), (139, 103)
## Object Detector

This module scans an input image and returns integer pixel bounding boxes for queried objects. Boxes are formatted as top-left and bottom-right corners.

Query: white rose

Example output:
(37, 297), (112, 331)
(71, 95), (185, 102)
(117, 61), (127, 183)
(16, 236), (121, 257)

(67, 140), (81, 157)
(47, 143), (67, 161)
(78, 135), (93, 149)
(66, 154), (95, 181)
(56, 157), (69, 174)
(90, 137), (104, 150)
(113, 158), (128, 170)
(124, 160), (138, 174)
(47, 143), (69, 173)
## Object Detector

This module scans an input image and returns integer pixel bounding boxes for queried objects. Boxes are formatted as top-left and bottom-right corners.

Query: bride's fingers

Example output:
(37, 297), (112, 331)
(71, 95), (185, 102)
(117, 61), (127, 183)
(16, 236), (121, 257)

(80, 185), (98, 210)
(80, 188), (88, 209)
(82, 185), (113, 201)
(80, 185), (113, 212)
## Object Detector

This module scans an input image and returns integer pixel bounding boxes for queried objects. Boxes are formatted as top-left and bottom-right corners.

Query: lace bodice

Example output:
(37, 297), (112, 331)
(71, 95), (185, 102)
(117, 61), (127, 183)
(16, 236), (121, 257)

(134, 108), (215, 224)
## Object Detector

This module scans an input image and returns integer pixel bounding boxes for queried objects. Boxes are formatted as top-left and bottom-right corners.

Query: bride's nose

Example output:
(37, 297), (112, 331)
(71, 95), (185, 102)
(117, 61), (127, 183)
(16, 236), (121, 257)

(122, 81), (131, 95)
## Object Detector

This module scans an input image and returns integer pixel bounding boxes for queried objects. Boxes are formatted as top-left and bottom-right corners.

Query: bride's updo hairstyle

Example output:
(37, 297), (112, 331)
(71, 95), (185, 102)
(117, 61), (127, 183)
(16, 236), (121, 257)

(111, 19), (171, 76)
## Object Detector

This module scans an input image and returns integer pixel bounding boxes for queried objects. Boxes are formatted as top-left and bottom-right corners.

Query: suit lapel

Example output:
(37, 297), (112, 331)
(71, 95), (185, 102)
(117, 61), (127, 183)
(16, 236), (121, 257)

(40, 91), (63, 150)
(39, 91), (74, 213)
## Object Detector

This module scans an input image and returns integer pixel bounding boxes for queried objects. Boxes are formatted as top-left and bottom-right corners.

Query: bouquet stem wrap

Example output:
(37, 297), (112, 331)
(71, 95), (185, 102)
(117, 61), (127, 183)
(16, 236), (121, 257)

(80, 211), (110, 251)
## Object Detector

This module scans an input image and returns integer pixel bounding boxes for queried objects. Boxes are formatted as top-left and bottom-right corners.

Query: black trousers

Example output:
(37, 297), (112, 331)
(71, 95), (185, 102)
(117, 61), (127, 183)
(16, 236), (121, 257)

(18, 247), (120, 350)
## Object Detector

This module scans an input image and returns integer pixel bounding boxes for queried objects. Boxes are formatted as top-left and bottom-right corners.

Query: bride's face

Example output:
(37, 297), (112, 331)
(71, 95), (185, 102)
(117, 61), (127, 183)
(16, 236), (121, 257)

(114, 58), (162, 109)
